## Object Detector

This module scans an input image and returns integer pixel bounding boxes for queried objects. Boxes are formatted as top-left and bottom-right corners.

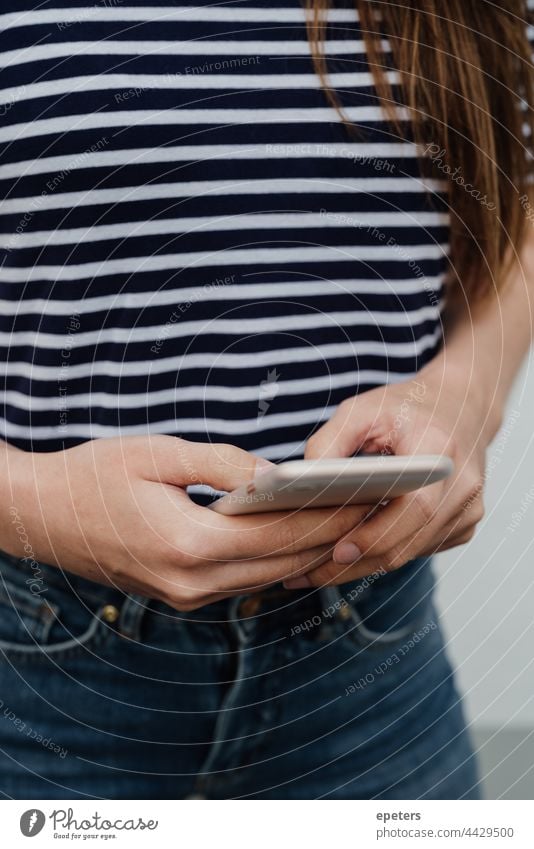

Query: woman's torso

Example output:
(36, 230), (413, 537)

(0, 0), (448, 460)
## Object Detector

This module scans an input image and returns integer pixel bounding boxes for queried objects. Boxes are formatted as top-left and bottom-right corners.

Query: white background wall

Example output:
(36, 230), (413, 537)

(436, 353), (534, 731)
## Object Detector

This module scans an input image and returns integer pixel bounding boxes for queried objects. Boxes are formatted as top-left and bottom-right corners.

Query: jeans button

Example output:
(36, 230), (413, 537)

(338, 605), (352, 622)
(102, 604), (120, 623)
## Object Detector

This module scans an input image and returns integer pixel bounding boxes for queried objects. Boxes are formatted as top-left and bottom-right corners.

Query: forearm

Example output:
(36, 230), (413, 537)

(0, 440), (34, 556)
(421, 234), (534, 444)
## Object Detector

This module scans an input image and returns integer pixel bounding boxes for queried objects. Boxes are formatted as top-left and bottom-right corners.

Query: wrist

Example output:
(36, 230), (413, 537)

(0, 444), (44, 558)
(420, 353), (504, 446)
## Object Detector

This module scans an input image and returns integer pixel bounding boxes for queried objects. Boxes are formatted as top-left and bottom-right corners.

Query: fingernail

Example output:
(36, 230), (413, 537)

(334, 542), (362, 565)
(254, 457), (275, 476)
(283, 575), (312, 590)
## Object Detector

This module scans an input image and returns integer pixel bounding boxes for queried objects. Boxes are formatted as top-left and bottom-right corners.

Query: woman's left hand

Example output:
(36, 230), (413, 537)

(284, 364), (497, 589)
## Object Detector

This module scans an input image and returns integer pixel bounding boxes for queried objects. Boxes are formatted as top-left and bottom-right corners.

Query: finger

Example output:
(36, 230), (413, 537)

(331, 484), (450, 568)
(283, 554), (386, 589)
(189, 501), (373, 560)
(329, 476), (482, 569)
(305, 395), (378, 459)
(139, 435), (273, 491)
(198, 544), (333, 592)
(167, 586), (267, 612)
(160, 544), (334, 607)
(432, 527), (476, 552)
(284, 516), (477, 589)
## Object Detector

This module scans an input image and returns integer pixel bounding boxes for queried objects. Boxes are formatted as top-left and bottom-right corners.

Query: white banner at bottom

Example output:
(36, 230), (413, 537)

(1, 799), (532, 848)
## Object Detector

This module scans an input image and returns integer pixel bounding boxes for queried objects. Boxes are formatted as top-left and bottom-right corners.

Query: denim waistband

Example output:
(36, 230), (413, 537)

(0, 549), (434, 645)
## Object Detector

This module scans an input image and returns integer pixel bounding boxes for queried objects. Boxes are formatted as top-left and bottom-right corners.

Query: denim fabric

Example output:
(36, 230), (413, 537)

(0, 552), (480, 799)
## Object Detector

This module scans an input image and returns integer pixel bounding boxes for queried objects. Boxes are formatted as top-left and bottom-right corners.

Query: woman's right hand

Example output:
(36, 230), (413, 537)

(1, 436), (367, 610)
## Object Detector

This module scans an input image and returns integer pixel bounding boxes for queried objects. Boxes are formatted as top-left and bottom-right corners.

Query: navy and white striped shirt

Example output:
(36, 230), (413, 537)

(0, 1), (450, 461)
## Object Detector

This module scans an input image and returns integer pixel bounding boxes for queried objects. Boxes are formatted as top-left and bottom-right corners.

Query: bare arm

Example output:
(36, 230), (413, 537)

(291, 231), (534, 587)
(429, 228), (534, 445)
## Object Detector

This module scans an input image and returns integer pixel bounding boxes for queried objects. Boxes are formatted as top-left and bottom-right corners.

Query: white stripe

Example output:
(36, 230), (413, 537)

(0, 368), (432, 443)
(0, 142), (418, 181)
(0, 71), (399, 106)
(0, 39), (376, 69)
(1, 367), (421, 411)
(0, 305), (442, 348)
(0, 211), (447, 251)
(3, 336), (441, 383)
(0, 276), (445, 315)
(0, 106), (408, 144)
(0, 407), (337, 439)
(0, 415), (310, 457)
(0, 6), (359, 29)
(258, 440), (315, 460)
(0, 175), (442, 217)
(0, 401), (374, 439)
(200, 436), (351, 463)
(0, 331), (443, 381)
(0, 242), (448, 283)
(0, 407), (314, 450)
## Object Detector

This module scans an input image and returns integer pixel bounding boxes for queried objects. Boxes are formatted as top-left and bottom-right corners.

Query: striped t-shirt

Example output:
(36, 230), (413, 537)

(0, 0), (449, 462)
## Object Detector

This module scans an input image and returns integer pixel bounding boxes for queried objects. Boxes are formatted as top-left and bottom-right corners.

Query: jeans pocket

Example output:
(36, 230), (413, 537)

(328, 556), (437, 651)
(0, 552), (114, 661)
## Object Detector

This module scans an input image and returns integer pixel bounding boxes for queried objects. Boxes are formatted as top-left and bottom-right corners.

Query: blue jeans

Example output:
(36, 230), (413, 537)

(0, 551), (480, 799)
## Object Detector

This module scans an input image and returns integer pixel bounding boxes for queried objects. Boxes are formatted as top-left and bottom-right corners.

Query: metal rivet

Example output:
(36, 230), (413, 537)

(338, 605), (352, 621)
(102, 604), (120, 623)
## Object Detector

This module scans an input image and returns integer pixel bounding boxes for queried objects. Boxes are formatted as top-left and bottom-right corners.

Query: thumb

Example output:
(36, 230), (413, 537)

(145, 436), (274, 491)
(305, 396), (374, 460)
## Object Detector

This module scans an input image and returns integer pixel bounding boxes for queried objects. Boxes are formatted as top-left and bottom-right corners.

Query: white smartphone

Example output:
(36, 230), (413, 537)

(209, 454), (453, 515)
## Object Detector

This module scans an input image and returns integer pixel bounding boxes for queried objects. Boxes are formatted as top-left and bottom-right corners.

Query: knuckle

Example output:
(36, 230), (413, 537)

(339, 506), (368, 536)
(413, 491), (436, 525)
(385, 544), (410, 571)
(312, 561), (342, 586)
(167, 583), (203, 611)
(170, 532), (216, 567)
(211, 442), (248, 476)
(146, 433), (174, 454)
(462, 471), (485, 509)
(353, 533), (383, 560)
(211, 441), (236, 464)
(286, 549), (312, 575)
(276, 519), (298, 553)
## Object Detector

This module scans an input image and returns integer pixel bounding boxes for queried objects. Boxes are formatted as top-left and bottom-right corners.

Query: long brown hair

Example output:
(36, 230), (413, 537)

(306, 0), (534, 300)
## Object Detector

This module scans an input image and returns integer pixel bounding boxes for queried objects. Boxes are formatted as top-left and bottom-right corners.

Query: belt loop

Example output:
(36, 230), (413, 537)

(229, 595), (254, 645)
(118, 593), (149, 642)
(318, 584), (343, 612)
